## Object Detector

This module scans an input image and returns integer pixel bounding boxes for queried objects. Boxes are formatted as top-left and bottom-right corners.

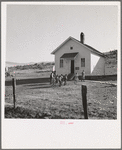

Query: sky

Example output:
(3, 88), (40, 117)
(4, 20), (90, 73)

(6, 3), (119, 63)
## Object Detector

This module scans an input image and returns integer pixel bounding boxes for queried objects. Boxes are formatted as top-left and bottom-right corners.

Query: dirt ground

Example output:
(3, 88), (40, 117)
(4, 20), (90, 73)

(5, 78), (117, 119)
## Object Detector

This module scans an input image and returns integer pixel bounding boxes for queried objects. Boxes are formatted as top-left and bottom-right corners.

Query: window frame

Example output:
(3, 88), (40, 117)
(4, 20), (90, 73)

(81, 58), (85, 67)
(70, 46), (73, 50)
(60, 59), (63, 68)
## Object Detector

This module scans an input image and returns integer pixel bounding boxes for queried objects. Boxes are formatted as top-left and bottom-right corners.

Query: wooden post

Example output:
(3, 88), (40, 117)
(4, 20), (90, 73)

(12, 78), (16, 109)
(81, 85), (88, 119)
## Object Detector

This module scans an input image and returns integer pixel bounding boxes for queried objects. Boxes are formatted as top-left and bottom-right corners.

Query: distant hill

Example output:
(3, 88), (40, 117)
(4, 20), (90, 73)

(7, 61), (55, 72)
(6, 61), (36, 67)
(103, 50), (117, 75)
(103, 50), (117, 65)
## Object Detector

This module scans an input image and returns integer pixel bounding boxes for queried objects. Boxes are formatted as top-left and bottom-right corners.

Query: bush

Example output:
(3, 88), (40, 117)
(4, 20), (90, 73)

(5, 72), (10, 77)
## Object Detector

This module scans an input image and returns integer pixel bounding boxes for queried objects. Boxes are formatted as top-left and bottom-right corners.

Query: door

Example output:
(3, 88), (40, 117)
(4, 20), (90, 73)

(71, 60), (74, 73)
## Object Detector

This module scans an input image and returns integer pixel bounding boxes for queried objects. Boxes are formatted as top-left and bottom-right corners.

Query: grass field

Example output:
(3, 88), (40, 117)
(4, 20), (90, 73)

(6, 69), (51, 80)
(5, 69), (117, 119)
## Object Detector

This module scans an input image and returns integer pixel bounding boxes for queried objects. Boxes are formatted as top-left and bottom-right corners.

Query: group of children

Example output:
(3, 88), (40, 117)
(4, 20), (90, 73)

(50, 70), (85, 86)
(50, 71), (68, 87)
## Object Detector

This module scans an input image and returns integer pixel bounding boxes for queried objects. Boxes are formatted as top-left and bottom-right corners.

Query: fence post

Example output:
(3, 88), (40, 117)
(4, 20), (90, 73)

(12, 78), (16, 109)
(81, 85), (88, 119)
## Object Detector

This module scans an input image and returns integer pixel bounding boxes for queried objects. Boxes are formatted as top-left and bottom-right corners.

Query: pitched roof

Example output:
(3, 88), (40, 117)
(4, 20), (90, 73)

(60, 52), (78, 59)
(51, 36), (104, 57)
(84, 44), (104, 56)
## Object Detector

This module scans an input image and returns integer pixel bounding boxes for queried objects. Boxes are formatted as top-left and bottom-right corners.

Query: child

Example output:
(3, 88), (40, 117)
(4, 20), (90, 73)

(59, 75), (62, 87)
(82, 70), (85, 82)
(63, 74), (68, 85)
(50, 71), (53, 84)
(56, 75), (59, 83)
(74, 72), (78, 84)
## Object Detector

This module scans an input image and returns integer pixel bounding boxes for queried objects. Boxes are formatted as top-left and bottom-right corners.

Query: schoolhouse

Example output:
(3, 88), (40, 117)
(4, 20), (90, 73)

(51, 32), (105, 76)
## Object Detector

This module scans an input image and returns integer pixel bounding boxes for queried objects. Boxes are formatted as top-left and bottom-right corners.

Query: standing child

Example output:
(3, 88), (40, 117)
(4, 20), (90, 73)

(82, 70), (85, 82)
(56, 75), (59, 83)
(50, 71), (53, 84)
(74, 72), (78, 84)
(59, 75), (62, 87)
(63, 74), (68, 85)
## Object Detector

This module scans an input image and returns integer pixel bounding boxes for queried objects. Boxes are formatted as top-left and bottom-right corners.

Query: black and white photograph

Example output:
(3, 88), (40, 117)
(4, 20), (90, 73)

(2, 1), (121, 149)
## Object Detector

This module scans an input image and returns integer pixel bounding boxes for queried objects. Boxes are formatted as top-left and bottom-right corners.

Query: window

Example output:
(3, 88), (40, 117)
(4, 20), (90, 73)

(81, 58), (85, 67)
(70, 46), (73, 50)
(75, 67), (79, 70)
(60, 59), (63, 68)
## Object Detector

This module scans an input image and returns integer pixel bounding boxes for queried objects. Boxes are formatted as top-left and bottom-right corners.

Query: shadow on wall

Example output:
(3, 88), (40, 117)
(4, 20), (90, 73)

(91, 57), (105, 75)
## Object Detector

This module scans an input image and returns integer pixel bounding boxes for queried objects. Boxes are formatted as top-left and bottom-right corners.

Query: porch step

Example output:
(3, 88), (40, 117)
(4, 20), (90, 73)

(67, 73), (75, 81)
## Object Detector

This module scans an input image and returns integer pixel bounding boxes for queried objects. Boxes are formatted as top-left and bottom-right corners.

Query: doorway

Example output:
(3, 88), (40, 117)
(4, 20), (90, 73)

(71, 60), (74, 73)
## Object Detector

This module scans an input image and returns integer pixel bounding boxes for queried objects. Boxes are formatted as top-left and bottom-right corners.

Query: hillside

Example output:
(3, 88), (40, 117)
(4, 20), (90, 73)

(103, 50), (117, 64)
(103, 50), (117, 75)
(6, 61), (35, 67)
(7, 62), (55, 72)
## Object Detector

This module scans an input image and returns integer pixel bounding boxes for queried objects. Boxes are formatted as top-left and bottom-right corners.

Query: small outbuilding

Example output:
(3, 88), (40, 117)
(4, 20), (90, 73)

(51, 32), (105, 76)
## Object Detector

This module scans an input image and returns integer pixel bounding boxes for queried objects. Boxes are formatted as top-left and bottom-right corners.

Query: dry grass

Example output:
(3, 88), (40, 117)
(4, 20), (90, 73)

(5, 69), (51, 80)
(5, 80), (117, 119)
